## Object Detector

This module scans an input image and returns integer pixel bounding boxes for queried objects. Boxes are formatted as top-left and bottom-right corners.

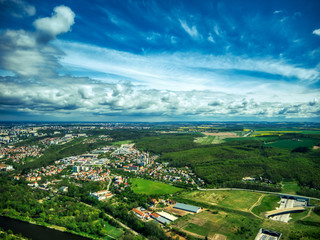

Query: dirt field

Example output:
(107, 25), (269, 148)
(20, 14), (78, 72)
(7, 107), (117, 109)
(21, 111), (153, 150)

(201, 132), (239, 138)
(212, 233), (227, 240)
(166, 231), (187, 240)
(313, 146), (320, 150)
(165, 205), (191, 216)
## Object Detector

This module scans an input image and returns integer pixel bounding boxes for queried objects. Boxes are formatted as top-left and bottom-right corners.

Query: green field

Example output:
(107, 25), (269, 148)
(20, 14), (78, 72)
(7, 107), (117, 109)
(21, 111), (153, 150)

(194, 136), (223, 144)
(178, 190), (262, 211)
(265, 138), (318, 149)
(130, 178), (183, 195)
(289, 208), (310, 222)
(281, 181), (300, 194)
(224, 136), (279, 142)
(102, 222), (123, 239)
(112, 140), (133, 146)
(252, 195), (280, 217)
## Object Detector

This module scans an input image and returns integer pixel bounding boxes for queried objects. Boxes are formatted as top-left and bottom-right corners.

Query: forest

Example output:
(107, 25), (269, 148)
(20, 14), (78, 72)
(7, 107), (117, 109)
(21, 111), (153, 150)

(0, 175), (171, 240)
(135, 133), (320, 193)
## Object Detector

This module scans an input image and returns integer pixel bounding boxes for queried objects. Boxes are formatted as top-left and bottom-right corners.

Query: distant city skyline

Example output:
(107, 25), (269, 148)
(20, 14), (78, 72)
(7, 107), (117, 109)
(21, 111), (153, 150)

(0, 0), (319, 122)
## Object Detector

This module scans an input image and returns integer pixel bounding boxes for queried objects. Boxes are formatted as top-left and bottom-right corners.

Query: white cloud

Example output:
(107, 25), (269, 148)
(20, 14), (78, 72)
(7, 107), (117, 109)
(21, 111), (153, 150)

(56, 40), (320, 93)
(0, 4), (319, 121)
(207, 33), (215, 43)
(273, 10), (282, 14)
(179, 19), (200, 39)
(0, 5), (75, 77)
(214, 25), (221, 36)
(0, 78), (319, 120)
(313, 28), (320, 37)
(0, 30), (60, 77)
(33, 5), (75, 38)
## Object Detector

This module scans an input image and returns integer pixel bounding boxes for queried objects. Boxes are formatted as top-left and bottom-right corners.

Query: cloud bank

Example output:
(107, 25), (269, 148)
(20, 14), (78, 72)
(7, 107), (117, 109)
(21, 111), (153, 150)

(0, 3), (319, 121)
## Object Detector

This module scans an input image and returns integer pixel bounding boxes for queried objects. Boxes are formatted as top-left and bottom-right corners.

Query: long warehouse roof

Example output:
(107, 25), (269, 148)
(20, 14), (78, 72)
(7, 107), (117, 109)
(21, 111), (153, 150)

(173, 202), (200, 213)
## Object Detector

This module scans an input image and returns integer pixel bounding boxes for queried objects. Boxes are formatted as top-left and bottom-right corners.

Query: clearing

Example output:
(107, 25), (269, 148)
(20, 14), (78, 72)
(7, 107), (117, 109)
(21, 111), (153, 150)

(195, 132), (242, 145)
(178, 190), (262, 211)
(281, 181), (300, 195)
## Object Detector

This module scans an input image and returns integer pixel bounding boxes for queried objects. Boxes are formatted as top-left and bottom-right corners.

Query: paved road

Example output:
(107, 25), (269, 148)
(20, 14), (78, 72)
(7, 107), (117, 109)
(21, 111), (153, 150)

(197, 187), (320, 201)
(243, 129), (254, 137)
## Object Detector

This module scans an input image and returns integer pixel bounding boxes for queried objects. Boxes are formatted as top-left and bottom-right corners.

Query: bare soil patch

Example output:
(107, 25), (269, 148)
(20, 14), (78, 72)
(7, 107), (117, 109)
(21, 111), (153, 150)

(202, 132), (238, 138)
(212, 233), (227, 240)
(166, 231), (187, 240)
(165, 206), (190, 216)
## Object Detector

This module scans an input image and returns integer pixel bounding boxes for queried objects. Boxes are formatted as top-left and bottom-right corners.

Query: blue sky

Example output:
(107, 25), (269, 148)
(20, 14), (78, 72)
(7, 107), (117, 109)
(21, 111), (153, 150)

(0, 0), (319, 122)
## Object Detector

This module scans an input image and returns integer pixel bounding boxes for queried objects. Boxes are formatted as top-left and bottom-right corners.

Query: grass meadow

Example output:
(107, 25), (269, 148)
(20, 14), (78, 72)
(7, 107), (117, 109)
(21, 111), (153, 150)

(178, 190), (262, 211)
(130, 178), (183, 195)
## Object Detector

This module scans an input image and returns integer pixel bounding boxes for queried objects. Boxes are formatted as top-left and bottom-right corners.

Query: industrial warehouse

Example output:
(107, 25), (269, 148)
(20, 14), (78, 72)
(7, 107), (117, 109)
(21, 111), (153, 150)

(173, 202), (201, 213)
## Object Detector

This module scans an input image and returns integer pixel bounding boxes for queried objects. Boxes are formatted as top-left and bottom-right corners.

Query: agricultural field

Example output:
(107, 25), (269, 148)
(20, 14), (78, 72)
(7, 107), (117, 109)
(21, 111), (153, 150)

(130, 178), (183, 195)
(172, 209), (261, 239)
(195, 131), (243, 145)
(224, 136), (279, 142)
(173, 191), (320, 240)
(251, 130), (301, 137)
(264, 138), (318, 150)
(177, 190), (262, 211)
(194, 136), (223, 145)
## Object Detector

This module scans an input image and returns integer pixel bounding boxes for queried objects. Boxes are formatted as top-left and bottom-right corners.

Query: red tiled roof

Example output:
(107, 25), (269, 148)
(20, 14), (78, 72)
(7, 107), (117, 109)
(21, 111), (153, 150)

(151, 213), (160, 218)
(133, 208), (145, 217)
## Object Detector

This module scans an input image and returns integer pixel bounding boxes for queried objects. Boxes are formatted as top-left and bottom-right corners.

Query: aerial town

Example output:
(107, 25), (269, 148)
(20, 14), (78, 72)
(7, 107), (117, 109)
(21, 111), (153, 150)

(0, 122), (320, 240)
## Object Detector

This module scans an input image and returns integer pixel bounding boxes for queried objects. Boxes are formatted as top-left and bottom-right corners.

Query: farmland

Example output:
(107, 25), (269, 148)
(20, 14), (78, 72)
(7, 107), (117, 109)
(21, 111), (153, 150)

(195, 131), (244, 145)
(264, 138), (318, 150)
(172, 191), (320, 240)
(130, 178), (183, 195)
(251, 130), (301, 137)
(194, 136), (223, 144)
(172, 210), (261, 240)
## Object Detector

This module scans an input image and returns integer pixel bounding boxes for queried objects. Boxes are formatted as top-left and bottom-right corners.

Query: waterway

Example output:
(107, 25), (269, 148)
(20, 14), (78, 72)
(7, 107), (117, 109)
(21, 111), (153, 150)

(0, 215), (91, 240)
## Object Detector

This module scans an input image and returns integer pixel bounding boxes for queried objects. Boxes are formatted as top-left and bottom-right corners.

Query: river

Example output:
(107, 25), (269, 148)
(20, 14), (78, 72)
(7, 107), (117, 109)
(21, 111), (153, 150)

(0, 216), (91, 240)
